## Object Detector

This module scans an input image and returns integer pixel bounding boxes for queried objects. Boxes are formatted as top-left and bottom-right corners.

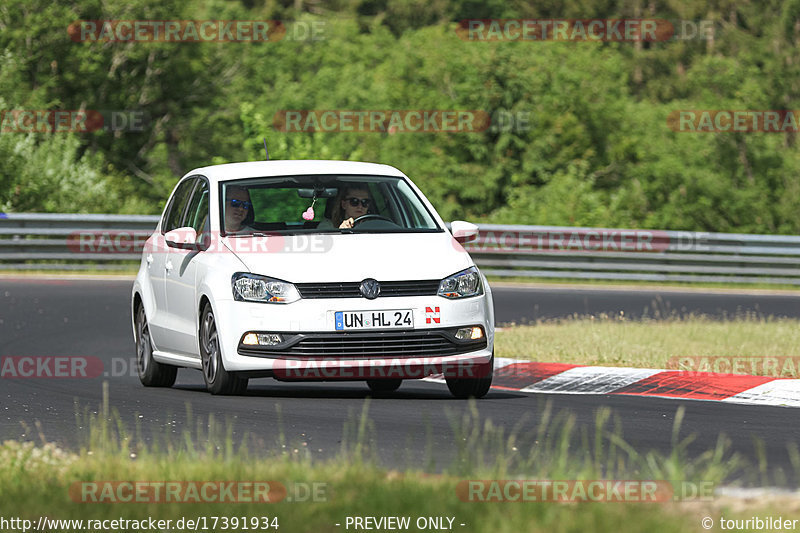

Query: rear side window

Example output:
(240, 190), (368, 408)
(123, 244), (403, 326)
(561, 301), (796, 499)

(162, 178), (197, 233)
(184, 179), (210, 234)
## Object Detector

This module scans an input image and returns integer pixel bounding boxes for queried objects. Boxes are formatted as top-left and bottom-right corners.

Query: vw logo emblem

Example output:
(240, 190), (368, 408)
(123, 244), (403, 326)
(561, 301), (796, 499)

(360, 278), (381, 299)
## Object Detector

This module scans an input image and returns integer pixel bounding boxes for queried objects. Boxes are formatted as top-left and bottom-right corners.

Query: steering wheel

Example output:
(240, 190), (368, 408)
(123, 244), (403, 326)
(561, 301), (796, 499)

(352, 214), (395, 226)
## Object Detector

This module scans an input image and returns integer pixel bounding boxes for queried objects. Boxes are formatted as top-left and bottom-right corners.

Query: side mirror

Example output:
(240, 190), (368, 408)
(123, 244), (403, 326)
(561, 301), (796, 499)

(165, 227), (203, 250)
(451, 220), (479, 244)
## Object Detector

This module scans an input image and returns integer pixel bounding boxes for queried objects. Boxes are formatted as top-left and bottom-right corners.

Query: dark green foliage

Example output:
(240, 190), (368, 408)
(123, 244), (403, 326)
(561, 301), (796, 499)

(1, 0), (797, 233)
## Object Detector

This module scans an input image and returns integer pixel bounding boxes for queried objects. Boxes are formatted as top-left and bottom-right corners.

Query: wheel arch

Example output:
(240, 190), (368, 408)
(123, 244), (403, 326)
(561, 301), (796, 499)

(132, 291), (144, 342)
(197, 294), (212, 345)
(198, 294), (212, 317)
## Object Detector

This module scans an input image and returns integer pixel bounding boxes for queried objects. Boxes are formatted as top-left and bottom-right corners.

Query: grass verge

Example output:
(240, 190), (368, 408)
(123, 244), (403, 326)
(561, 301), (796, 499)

(495, 316), (800, 375)
(1, 392), (798, 532)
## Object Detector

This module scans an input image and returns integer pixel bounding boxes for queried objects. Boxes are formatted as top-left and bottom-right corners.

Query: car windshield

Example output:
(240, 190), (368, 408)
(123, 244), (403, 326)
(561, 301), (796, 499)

(220, 174), (442, 235)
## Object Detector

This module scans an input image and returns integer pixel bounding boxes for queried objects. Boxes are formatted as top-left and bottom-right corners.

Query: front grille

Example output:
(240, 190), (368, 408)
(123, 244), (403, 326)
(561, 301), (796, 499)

(295, 280), (441, 299)
(295, 282), (360, 298)
(238, 329), (486, 358)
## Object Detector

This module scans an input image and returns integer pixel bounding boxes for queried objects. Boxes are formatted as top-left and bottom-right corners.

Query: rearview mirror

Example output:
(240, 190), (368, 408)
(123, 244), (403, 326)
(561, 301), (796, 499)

(450, 220), (479, 244)
(297, 188), (338, 198)
(165, 227), (204, 250)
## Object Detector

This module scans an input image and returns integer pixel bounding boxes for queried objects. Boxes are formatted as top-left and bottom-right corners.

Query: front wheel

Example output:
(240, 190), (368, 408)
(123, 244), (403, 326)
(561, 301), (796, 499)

(445, 354), (493, 399)
(135, 305), (177, 387)
(199, 303), (248, 395)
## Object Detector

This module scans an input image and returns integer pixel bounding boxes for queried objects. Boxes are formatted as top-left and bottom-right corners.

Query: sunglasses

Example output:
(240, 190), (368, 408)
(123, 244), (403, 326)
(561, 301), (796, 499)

(228, 199), (252, 210)
(346, 197), (370, 208)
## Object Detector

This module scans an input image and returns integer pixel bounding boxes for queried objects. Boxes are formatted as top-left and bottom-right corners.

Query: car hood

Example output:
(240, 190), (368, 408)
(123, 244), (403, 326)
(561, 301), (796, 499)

(222, 231), (473, 282)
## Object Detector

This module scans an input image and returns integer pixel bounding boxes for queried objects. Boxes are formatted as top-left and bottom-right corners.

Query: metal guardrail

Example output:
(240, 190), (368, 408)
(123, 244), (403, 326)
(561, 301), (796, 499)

(0, 213), (159, 270)
(467, 224), (800, 285)
(0, 214), (798, 284)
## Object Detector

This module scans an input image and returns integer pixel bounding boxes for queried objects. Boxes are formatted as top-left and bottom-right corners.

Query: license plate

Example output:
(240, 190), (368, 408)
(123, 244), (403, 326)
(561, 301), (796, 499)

(335, 309), (414, 331)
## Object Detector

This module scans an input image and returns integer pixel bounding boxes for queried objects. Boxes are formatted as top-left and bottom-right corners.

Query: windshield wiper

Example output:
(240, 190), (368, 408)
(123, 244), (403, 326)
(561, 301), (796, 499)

(226, 232), (268, 237)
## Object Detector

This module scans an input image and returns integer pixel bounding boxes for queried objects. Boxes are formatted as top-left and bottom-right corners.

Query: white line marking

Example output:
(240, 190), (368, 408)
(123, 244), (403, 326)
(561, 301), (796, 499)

(520, 366), (663, 394)
(424, 357), (800, 407)
(722, 379), (800, 408)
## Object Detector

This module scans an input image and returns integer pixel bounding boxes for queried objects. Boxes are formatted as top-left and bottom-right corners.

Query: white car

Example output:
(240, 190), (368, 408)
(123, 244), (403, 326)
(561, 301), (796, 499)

(131, 160), (494, 397)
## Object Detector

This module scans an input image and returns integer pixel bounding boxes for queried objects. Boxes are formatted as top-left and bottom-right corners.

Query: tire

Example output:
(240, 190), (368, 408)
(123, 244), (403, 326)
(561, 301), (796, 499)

(135, 305), (177, 387)
(366, 379), (402, 393)
(445, 354), (493, 399)
(199, 303), (248, 395)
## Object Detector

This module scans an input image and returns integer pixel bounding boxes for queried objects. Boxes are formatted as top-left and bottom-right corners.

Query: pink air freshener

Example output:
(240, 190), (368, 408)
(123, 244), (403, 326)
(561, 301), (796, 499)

(302, 196), (317, 221)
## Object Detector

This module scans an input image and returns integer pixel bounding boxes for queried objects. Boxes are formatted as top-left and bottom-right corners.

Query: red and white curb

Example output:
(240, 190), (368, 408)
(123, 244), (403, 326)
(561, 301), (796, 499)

(428, 358), (800, 408)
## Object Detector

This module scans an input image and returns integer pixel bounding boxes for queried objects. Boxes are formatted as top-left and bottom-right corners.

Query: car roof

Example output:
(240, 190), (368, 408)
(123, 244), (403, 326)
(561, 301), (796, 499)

(188, 160), (407, 183)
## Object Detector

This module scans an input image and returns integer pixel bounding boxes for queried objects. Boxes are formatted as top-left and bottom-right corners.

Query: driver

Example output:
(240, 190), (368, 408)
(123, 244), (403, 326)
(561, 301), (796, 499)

(224, 186), (254, 233)
(320, 184), (374, 229)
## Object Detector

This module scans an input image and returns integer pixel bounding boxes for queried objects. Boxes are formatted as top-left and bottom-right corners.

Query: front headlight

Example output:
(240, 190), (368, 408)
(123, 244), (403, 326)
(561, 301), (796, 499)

(438, 266), (483, 299)
(231, 273), (301, 304)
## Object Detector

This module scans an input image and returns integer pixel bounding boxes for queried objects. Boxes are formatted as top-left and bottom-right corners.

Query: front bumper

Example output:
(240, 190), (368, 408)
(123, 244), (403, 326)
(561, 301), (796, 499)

(237, 327), (487, 358)
(212, 294), (494, 376)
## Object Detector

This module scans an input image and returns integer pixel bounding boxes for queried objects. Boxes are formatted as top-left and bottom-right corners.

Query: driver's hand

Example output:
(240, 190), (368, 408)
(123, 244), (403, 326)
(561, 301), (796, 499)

(339, 217), (354, 229)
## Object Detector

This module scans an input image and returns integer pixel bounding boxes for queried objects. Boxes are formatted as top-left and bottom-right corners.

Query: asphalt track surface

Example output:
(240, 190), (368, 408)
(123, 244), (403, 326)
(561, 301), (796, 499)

(492, 284), (800, 322)
(1, 278), (798, 486)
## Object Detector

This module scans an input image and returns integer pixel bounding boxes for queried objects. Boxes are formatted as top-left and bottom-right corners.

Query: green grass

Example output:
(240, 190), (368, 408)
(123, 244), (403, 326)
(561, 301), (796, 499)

(1, 390), (798, 532)
(495, 316), (800, 375)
